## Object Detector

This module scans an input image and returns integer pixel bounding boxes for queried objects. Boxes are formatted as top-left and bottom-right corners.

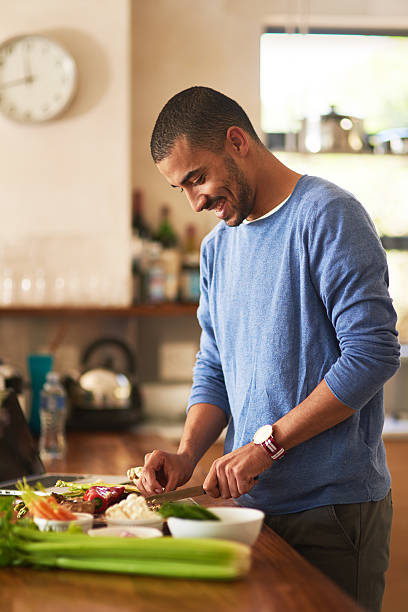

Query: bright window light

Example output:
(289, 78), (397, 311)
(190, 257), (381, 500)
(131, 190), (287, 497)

(260, 32), (408, 138)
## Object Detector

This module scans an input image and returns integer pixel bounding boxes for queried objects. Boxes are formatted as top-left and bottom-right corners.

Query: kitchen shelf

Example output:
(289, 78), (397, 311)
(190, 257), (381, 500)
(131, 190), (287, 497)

(0, 302), (198, 317)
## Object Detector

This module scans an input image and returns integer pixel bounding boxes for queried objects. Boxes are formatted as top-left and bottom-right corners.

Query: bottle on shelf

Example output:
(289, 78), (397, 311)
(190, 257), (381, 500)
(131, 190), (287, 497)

(145, 241), (166, 303)
(180, 224), (201, 303)
(131, 190), (152, 304)
(131, 189), (152, 241)
(39, 371), (67, 460)
(154, 204), (178, 249)
(154, 205), (181, 301)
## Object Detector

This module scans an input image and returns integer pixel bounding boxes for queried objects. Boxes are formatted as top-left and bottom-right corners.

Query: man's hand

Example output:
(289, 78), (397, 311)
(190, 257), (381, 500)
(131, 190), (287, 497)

(203, 442), (272, 499)
(135, 450), (195, 497)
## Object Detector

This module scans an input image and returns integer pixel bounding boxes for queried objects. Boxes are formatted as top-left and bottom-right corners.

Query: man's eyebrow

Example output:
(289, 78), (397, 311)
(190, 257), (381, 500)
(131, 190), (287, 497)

(170, 167), (204, 189)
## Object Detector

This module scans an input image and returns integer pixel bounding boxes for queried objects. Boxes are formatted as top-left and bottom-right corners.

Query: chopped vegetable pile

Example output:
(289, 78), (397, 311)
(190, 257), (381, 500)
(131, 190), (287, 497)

(158, 503), (220, 521)
(105, 494), (156, 520)
(0, 497), (250, 580)
(83, 486), (125, 513)
(16, 480), (76, 521)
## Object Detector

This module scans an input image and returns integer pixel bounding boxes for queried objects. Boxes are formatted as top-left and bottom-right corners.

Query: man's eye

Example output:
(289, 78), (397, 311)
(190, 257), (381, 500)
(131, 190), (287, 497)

(194, 175), (205, 185)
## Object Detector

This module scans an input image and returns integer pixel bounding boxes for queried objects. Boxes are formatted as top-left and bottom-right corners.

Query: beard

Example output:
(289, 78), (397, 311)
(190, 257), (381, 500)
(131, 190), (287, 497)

(221, 155), (254, 226)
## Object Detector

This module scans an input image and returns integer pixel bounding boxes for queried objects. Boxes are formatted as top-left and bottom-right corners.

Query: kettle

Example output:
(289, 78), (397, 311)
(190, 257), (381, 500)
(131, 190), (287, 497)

(65, 338), (142, 430)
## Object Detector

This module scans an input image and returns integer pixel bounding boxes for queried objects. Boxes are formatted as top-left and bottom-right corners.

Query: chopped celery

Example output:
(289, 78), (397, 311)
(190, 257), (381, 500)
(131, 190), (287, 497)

(0, 497), (250, 580)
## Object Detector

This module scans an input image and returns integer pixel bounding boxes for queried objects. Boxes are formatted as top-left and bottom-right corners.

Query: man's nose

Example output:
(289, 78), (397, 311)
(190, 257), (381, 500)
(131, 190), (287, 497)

(186, 190), (207, 213)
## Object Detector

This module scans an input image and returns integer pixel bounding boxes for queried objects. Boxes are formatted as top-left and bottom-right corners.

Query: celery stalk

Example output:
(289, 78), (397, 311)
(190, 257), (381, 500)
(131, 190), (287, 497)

(24, 555), (249, 579)
(1, 497), (251, 580)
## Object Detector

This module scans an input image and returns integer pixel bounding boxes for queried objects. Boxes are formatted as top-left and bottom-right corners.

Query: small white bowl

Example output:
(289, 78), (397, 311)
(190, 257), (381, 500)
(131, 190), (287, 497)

(88, 526), (163, 538)
(105, 515), (163, 530)
(34, 512), (94, 533)
(167, 506), (264, 546)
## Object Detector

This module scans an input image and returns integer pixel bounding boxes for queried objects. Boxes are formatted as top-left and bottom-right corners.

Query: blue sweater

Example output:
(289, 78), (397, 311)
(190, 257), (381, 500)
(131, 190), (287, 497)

(188, 175), (400, 514)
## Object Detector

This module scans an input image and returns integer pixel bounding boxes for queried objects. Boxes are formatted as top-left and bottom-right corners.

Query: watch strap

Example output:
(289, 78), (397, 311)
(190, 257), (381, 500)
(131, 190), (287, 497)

(261, 434), (286, 461)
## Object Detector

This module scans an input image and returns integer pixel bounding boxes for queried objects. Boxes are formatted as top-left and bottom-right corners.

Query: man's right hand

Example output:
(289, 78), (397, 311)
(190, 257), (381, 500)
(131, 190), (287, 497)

(135, 450), (195, 496)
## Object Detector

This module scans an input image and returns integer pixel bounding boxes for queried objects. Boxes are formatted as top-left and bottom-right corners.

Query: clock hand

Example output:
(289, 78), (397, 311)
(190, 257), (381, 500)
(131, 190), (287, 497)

(23, 47), (33, 79)
(0, 75), (37, 89)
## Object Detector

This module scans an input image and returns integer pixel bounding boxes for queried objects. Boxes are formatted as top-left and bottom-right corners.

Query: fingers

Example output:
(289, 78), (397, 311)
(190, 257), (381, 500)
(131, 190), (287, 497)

(138, 451), (169, 496)
(134, 449), (193, 497)
(203, 449), (261, 499)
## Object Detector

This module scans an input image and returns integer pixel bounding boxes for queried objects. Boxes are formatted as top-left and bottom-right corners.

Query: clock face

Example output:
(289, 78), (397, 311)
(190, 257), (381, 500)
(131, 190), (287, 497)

(0, 34), (78, 123)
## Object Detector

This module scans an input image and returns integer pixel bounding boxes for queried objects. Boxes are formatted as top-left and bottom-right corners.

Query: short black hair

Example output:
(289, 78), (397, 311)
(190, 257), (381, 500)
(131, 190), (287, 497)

(150, 86), (262, 163)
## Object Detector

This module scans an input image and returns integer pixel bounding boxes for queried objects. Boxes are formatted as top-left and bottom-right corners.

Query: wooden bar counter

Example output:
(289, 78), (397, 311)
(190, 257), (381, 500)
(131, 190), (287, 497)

(0, 431), (363, 612)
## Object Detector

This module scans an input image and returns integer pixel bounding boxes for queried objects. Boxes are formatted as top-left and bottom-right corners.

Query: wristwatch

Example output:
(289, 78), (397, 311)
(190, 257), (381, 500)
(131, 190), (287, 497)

(253, 424), (286, 461)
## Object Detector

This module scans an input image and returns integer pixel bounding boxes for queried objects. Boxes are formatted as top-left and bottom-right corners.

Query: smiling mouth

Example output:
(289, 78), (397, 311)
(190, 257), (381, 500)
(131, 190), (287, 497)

(205, 198), (226, 213)
(211, 198), (229, 219)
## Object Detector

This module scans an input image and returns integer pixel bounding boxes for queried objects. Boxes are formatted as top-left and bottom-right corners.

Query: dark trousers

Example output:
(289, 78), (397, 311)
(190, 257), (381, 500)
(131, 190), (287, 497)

(264, 491), (393, 612)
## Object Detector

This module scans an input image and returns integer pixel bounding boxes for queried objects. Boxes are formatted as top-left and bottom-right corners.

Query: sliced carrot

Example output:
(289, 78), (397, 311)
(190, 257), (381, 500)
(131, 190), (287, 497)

(51, 503), (76, 520)
(29, 500), (51, 519)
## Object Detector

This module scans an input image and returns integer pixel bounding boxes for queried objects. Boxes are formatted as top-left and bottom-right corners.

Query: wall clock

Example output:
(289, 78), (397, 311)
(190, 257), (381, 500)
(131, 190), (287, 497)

(0, 34), (78, 123)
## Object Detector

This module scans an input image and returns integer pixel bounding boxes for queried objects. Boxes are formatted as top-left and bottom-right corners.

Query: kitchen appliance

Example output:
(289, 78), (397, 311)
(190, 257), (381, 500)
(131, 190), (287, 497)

(65, 338), (142, 430)
(299, 106), (367, 153)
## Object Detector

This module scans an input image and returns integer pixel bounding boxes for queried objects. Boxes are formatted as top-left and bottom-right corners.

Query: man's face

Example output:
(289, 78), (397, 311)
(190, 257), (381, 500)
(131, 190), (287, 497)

(156, 136), (255, 227)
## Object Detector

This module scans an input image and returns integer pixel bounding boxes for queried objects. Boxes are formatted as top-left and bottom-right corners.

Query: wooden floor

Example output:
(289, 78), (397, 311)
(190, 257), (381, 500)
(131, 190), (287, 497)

(194, 438), (407, 612)
(382, 439), (408, 612)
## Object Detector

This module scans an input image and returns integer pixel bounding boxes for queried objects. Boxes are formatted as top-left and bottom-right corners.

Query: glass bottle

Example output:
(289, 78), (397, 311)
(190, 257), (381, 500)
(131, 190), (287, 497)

(154, 206), (180, 301)
(131, 190), (152, 303)
(180, 224), (201, 302)
(154, 205), (178, 248)
(39, 371), (67, 460)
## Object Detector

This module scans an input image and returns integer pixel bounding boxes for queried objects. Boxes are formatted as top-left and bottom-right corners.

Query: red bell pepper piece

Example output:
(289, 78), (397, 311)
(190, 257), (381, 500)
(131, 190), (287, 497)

(83, 486), (125, 513)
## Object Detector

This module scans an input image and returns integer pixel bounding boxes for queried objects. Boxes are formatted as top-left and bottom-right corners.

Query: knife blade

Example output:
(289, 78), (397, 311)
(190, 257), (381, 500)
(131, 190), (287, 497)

(145, 485), (205, 505)
(0, 489), (48, 497)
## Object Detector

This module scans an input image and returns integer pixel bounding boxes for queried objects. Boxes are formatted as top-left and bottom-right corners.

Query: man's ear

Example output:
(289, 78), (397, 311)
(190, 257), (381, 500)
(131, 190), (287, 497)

(226, 126), (249, 157)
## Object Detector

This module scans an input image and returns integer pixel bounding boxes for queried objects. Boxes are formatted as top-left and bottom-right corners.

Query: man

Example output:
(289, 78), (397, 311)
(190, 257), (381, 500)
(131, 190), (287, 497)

(136, 86), (400, 611)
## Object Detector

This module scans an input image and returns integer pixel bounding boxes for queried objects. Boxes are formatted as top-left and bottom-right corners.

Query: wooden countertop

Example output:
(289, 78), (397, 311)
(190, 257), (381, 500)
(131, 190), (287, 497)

(0, 431), (363, 612)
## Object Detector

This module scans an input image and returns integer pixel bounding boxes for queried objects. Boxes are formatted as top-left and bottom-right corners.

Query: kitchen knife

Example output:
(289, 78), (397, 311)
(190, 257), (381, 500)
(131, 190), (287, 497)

(145, 485), (205, 505)
(0, 489), (48, 497)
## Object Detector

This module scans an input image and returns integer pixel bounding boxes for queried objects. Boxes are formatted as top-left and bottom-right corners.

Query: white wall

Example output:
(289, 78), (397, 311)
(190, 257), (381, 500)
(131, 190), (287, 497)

(0, 0), (131, 305)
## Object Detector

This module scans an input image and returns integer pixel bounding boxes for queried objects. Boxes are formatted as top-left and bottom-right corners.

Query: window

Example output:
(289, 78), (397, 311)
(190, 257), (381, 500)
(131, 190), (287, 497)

(260, 28), (408, 154)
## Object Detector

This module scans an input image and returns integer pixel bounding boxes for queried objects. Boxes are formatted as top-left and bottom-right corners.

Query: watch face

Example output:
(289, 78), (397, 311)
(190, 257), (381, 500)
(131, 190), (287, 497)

(0, 34), (77, 123)
(253, 424), (273, 445)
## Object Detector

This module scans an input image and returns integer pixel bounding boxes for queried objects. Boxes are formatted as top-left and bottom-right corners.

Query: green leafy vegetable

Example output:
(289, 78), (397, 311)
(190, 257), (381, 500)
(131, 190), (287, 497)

(158, 502), (220, 521)
(54, 480), (139, 497)
(0, 497), (249, 580)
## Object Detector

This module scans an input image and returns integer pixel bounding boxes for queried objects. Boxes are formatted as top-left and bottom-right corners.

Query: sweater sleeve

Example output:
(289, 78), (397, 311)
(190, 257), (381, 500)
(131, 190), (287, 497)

(187, 239), (231, 418)
(307, 197), (400, 410)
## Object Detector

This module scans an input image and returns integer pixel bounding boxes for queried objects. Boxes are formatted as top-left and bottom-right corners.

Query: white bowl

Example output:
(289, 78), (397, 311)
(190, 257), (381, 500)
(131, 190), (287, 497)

(105, 515), (163, 530)
(34, 512), (94, 533)
(167, 506), (265, 546)
(88, 526), (163, 538)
